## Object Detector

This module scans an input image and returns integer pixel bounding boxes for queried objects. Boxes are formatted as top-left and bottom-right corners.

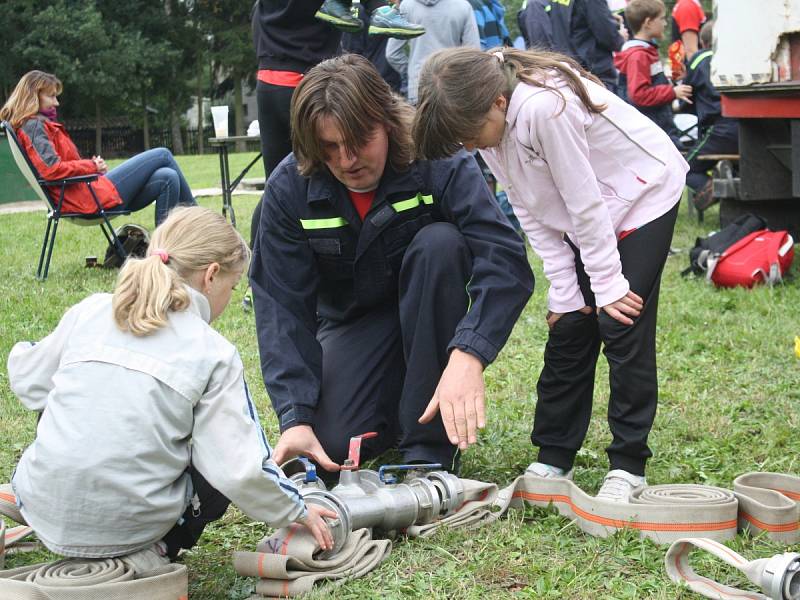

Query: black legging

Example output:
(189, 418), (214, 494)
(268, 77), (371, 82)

(161, 466), (230, 559)
(252, 80), (296, 248)
(532, 203), (679, 476)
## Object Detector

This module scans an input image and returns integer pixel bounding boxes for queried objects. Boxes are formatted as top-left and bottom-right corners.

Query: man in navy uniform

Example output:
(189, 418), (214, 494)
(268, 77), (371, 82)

(250, 54), (533, 475)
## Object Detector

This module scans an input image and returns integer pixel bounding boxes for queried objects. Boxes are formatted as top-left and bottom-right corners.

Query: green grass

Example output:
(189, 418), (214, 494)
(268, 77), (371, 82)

(2, 153), (799, 598)
(107, 151), (266, 190)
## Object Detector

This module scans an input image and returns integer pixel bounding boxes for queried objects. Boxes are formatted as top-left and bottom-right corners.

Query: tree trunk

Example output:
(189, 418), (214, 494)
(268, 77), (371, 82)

(95, 101), (102, 156)
(234, 77), (245, 152)
(142, 88), (150, 151)
(169, 97), (184, 155)
(196, 84), (204, 155)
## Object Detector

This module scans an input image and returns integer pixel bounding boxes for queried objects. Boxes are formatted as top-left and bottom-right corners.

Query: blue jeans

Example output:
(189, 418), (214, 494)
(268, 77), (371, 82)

(107, 148), (196, 226)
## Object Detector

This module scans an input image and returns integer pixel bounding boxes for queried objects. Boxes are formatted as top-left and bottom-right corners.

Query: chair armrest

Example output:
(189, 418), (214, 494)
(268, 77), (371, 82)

(39, 174), (100, 186)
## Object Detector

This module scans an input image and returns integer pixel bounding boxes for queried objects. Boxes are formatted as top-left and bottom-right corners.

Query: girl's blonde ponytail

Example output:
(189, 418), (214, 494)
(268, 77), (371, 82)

(112, 206), (249, 335)
(113, 255), (190, 336)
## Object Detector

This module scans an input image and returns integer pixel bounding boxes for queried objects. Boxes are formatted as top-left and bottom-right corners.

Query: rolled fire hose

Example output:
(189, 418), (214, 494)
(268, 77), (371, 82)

(0, 485), (189, 600)
(497, 471), (800, 544)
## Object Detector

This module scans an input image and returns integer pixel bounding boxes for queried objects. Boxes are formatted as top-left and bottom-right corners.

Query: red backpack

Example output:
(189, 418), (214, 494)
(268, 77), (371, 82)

(708, 229), (794, 288)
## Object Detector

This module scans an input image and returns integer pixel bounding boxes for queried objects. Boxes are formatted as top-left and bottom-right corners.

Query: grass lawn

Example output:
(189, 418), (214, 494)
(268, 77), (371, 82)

(2, 153), (799, 599)
(107, 151), (266, 190)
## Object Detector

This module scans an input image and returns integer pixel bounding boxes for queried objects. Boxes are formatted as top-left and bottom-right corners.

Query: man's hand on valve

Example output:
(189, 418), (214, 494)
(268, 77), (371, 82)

(273, 424), (341, 472)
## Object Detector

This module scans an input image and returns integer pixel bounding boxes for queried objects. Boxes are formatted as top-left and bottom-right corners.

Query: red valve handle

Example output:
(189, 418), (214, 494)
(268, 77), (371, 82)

(343, 432), (378, 470)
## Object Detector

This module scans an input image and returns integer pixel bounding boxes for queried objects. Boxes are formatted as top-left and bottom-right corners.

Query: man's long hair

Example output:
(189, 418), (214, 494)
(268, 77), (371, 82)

(291, 54), (415, 177)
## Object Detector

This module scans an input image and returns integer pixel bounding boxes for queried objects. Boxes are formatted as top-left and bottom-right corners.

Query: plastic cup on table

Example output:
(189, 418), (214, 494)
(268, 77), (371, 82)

(211, 106), (229, 138)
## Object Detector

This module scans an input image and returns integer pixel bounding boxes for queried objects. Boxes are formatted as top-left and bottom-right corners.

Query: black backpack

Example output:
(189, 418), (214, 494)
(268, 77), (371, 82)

(103, 223), (150, 268)
(682, 213), (767, 277)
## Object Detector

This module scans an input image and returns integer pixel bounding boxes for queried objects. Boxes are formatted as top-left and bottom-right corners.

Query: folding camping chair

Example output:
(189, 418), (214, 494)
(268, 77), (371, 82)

(1, 121), (130, 280)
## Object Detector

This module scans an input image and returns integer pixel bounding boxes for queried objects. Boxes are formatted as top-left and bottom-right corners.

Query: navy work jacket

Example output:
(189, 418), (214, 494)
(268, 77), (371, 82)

(250, 151), (534, 430)
(549, 0), (624, 85)
(683, 49), (738, 137)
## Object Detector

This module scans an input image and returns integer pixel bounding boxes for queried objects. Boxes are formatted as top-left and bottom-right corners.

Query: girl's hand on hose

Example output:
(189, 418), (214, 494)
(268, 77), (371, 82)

(298, 504), (337, 551)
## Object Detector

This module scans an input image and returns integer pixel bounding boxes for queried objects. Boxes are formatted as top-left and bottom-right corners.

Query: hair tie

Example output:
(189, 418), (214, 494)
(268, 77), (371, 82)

(493, 51), (505, 64)
(152, 249), (169, 264)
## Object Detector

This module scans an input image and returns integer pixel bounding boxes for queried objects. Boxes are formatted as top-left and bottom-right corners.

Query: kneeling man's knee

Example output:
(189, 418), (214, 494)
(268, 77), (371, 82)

(404, 223), (470, 268)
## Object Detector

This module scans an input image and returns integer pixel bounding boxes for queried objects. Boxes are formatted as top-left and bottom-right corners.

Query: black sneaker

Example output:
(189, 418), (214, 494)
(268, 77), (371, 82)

(315, 0), (363, 32)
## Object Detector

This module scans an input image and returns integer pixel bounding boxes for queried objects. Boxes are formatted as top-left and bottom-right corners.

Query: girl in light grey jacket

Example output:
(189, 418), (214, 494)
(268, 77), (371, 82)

(8, 207), (334, 563)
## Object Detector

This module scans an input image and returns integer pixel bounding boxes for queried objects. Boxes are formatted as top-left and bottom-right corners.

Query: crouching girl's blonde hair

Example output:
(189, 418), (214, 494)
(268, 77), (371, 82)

(113, 206), (250, 336)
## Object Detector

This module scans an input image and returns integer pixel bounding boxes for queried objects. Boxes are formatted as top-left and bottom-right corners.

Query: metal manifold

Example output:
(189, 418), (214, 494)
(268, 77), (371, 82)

(281, 433), (464, 558)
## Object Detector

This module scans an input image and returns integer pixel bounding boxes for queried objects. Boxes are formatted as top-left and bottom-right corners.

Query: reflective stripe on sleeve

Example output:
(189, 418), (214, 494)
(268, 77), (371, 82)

(690, 50), (713, 71)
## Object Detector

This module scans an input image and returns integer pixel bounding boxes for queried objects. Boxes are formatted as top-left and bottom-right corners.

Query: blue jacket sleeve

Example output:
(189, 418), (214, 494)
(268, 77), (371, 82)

(249, 168), (322, 431)
(434, 152), (534, 365)
(682, 58), (702, 115)
(585, 0), (624, 52)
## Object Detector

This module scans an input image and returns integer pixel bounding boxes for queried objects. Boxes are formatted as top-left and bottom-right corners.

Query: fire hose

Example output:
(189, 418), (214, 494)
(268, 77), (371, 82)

(665, 538), (800, 600)
(3, 432), (800, 599)
(233, 434), (800, 598)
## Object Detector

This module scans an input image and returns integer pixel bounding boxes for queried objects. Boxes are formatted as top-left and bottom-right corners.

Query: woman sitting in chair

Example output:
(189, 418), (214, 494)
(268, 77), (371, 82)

(0, 70), (196, 225)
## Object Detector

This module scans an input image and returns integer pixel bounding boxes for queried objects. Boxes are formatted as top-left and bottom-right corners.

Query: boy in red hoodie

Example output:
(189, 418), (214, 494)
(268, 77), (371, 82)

(614, 0), (692, 148)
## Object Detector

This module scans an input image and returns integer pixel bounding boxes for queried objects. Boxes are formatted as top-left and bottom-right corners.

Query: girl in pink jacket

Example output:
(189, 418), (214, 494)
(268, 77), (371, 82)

(413, 47), (687, 502)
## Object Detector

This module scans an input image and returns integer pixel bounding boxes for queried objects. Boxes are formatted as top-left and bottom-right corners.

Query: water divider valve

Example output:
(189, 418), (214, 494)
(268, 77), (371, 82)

(281, 432), (464, 558)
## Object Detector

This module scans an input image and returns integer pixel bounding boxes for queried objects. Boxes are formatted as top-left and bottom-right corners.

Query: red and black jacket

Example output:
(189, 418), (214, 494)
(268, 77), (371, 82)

(17, 116), (122, 214)
(614, 40), (681, 146)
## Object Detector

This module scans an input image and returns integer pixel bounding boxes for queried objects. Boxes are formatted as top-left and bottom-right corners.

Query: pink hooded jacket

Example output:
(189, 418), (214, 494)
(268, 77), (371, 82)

(480, 74), (688, 313)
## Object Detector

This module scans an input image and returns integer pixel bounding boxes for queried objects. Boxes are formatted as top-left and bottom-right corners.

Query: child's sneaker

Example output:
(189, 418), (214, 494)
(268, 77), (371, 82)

(315, 0), (363, 33)
(368, 5), (426, 38)
(526, 462), (573, 480)
(692, 179), (717, 211)
(596, 469), (646, 503)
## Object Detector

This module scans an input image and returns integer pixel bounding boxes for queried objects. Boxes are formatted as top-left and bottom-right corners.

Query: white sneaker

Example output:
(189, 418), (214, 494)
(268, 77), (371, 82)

(525, 462), (573, 480)
(596, 469), (647, 503)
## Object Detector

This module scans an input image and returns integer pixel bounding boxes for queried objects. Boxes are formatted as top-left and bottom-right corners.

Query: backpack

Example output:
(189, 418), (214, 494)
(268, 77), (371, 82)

(103, 223), (150, 268)
(682, 213), (767, 277)
(709, 229), (794, 288)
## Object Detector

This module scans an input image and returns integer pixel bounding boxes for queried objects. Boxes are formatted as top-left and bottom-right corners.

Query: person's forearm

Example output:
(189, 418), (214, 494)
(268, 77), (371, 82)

(682, 30), (700, 57)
